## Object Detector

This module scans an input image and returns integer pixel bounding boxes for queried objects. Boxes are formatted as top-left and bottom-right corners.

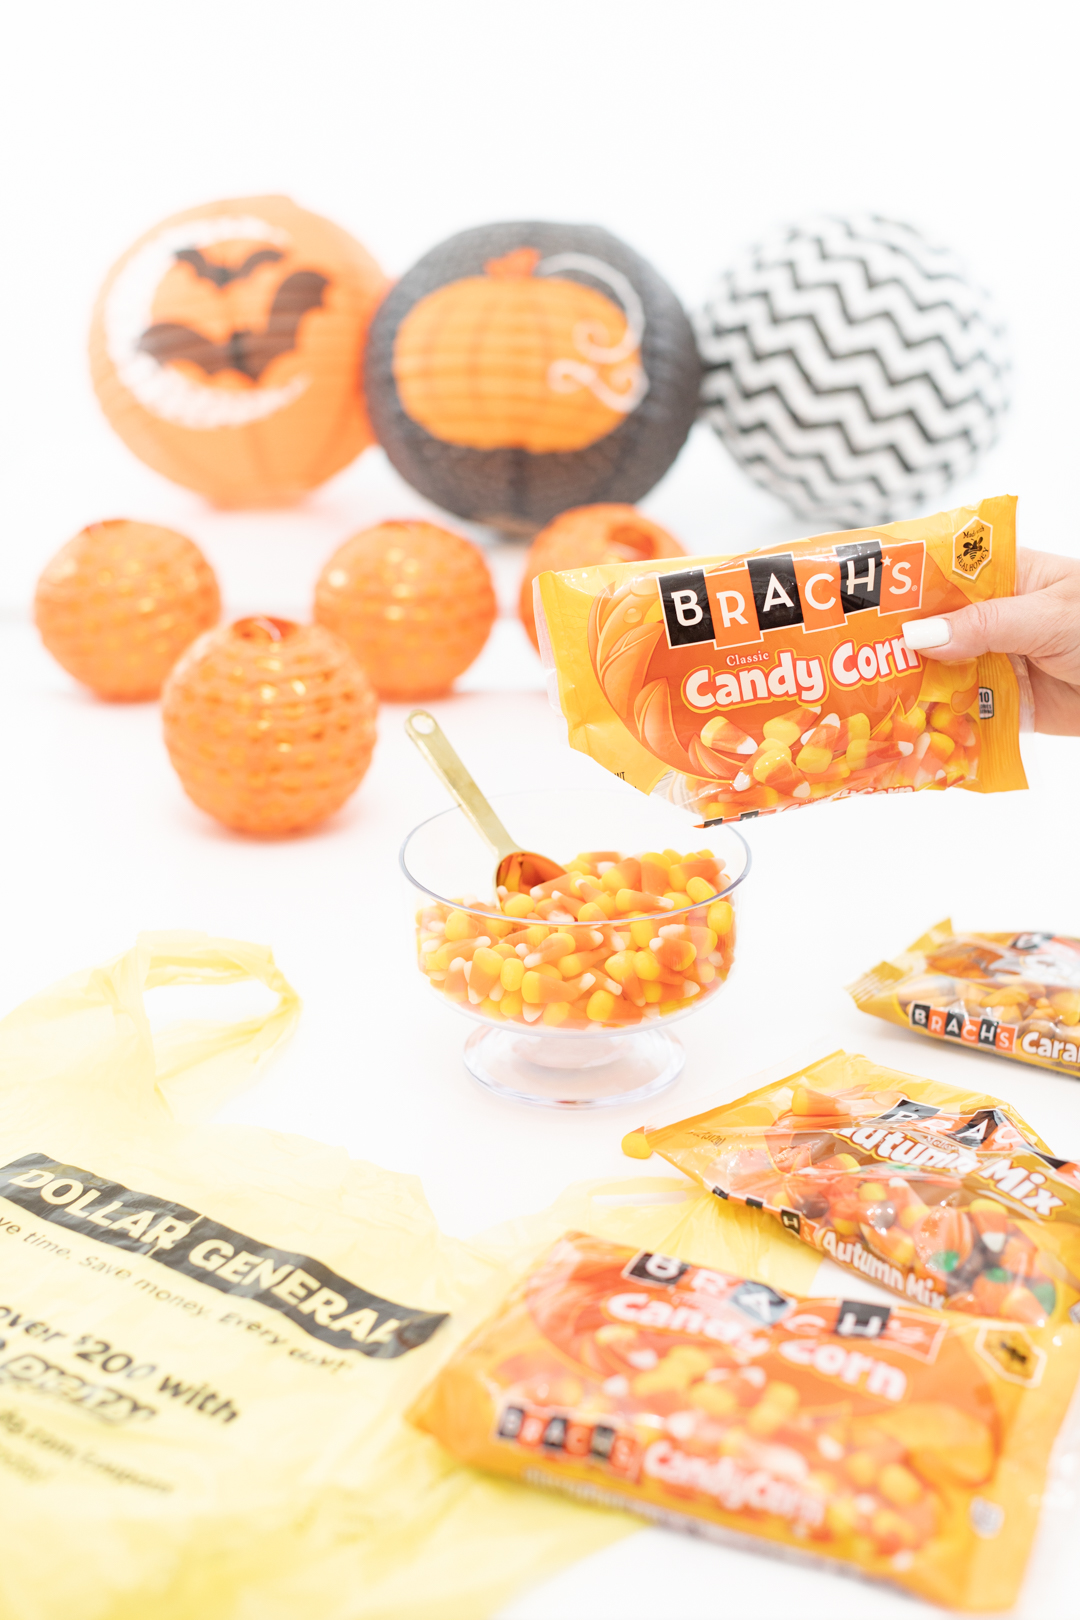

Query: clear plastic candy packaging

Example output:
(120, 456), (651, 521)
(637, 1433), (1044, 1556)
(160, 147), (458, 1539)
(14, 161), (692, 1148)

(410, 1228), (1080, 1611)
(850, 920), (1080, 1080)
(634, 1051), (1080, 1329)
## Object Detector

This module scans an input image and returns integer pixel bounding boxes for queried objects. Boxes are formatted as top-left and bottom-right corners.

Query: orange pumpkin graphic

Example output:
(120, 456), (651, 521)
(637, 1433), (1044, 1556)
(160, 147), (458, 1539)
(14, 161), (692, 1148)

(394, 247), (646, 454)
(90, 196), (388, 507)
(518, 503), (683, 652)
(365, 222), (700, 534)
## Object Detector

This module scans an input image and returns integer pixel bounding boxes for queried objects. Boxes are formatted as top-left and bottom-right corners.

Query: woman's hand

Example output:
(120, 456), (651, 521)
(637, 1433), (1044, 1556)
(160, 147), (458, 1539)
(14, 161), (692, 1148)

(903, 548), (1080, 736)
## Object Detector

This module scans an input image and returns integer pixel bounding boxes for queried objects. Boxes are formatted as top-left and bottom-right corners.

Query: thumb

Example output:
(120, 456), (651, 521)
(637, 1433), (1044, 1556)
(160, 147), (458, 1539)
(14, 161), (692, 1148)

(902, 591), (1056, 663)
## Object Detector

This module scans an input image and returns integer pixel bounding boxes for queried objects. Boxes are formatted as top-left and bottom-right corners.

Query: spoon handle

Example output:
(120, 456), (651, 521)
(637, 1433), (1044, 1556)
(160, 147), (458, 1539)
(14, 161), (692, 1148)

(405, 711), (520, 862)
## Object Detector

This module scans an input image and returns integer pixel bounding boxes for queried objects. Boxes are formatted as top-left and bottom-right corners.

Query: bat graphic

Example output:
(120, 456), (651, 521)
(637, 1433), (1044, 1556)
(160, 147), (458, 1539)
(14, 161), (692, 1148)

(174, 247), (284, 287)
(137, 271), (330, 383)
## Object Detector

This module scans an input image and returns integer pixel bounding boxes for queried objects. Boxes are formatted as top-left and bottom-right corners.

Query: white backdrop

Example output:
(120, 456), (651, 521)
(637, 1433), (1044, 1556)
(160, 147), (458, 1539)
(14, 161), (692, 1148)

(2, 5), (1080, 1617)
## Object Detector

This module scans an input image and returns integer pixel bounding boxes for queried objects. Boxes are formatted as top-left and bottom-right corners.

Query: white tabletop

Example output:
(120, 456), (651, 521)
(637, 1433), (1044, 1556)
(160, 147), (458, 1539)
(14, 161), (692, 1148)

(4, 438), (1080, 1618)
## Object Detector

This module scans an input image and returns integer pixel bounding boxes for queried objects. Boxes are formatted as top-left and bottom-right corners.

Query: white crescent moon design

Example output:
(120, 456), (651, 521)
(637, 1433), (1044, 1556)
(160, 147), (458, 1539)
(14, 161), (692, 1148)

(104, 214), (311, 431)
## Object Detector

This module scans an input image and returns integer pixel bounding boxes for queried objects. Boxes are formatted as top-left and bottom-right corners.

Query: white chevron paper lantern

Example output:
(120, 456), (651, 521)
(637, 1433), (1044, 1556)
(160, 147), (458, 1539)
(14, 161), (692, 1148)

(695, 215), (1011, 527)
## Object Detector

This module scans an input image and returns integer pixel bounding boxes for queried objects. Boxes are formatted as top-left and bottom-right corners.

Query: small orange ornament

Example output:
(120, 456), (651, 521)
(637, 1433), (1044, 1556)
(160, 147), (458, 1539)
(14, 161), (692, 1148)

(313, 521), (496, 700)
(162, 617), (377, 836)
(518, 503), (683, 651)
(34, 519), (220, 700)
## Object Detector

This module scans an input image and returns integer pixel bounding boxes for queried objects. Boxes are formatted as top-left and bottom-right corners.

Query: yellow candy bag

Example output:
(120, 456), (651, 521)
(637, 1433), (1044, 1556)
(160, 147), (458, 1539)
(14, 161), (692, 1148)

(410, 1226), (1080, 1611)
(636, 1051), (1080, 1329)
(0, 932), (826, 1620)
(536, 495), (1027, 822)
(850, 919), (1080, 1080)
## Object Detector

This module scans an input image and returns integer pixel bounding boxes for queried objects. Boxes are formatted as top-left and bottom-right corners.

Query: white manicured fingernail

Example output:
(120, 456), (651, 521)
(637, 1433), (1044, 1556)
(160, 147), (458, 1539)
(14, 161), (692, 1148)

(902, 617), (952, 651)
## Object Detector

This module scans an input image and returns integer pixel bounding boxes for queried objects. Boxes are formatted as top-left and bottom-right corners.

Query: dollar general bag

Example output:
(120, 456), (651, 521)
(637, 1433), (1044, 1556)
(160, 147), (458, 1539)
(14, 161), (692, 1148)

(637, 1051), (1080, 1330)
(0, 933), (826, 1620)
(850, 919), (1080, 1080)
(536, 495), (1026, 823)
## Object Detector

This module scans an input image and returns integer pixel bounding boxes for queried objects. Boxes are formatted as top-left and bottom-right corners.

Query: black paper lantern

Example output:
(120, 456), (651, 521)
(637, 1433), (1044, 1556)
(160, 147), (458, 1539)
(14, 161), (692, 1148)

(365, 221), (700, 534)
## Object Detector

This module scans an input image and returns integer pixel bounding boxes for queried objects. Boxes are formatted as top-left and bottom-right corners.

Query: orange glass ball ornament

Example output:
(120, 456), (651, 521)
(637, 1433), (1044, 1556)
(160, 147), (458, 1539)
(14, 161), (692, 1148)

(34, 519), (220, 699)
(313, 521), (497, 700)
(162, 617), (377, 836)
(518, 503), (683, 651)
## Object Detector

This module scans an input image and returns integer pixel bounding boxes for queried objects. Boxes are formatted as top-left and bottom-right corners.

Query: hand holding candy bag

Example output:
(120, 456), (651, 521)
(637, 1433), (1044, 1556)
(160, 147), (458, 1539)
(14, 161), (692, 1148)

(537, 496), (1027, 822)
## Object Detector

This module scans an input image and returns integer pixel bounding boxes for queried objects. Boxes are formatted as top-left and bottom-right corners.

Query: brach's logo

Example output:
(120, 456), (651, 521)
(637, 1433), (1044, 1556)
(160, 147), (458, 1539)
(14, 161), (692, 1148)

(660, 537), (925, 654)
(910, 1000), (1019, 1056)
(910, 1001), (1080, 1069)
(665, 541), (925, 716)
(497, 1402), (640, 1478)
(0, 1152), (445, 1358)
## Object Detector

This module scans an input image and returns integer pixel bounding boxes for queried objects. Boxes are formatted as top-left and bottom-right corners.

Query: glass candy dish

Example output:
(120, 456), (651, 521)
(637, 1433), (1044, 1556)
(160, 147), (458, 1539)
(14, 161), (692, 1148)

(401, 787), (749, 1107)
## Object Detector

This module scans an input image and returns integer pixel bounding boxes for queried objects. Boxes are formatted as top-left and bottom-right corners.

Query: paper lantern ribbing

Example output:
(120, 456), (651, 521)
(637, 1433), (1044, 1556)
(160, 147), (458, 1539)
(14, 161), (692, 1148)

(34, 520), (220, 699)
(365, 222), (700, 534)
(162, 617), (377, 835)
(695, 215), (1011, 527)
(517, 504), (684, 652)
(314, 521), (497, 699)
(90, 196), (388, 507)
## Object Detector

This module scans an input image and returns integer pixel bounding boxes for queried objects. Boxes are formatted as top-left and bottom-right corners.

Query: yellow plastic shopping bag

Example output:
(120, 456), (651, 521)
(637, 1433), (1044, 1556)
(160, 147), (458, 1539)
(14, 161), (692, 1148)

(0, 932), (822, 1620)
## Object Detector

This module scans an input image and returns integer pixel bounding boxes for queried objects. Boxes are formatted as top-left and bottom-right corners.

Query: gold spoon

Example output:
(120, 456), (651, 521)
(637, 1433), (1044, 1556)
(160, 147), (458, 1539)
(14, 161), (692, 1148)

(405, 710), (565, 894)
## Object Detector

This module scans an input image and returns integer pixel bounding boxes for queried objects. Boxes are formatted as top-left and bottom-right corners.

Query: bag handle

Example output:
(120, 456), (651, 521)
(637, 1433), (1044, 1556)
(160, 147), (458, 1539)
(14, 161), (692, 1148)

(0, 932), (300, 1126)
(136, 931), (301, 1121)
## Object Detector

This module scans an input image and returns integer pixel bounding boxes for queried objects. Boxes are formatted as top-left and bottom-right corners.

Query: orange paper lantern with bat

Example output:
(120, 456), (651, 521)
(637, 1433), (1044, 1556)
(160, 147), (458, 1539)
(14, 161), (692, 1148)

(162, 617), (377, 836)
(518, 503), (684, 651)
(34, 519), (220, 699)
(314, 521), (496, 700)
(90, 196), (388, 507)
(365, 222), (700, 533)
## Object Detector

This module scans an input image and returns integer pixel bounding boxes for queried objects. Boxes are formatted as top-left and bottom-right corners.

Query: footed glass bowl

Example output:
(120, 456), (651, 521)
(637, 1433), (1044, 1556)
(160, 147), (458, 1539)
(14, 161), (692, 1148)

(401, 787), (750, 1108)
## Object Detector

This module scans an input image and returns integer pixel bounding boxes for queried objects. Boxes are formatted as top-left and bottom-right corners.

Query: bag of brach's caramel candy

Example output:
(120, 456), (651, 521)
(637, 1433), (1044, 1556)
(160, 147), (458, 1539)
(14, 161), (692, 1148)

(409, 1228), (1080, 1611)
(850, 919), (1080, 1080)
(630, 1052), (1080, 1330)
(535, 495), (1027, 822)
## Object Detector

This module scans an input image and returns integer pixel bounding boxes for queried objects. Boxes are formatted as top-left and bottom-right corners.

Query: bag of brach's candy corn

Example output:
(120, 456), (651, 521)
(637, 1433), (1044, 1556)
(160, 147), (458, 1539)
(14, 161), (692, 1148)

(850, 919), (1080, 1081)
(627, 1052), (1080, 1330)
(409, 1228), (1080, 1611)
(535, 496), (1027, 823)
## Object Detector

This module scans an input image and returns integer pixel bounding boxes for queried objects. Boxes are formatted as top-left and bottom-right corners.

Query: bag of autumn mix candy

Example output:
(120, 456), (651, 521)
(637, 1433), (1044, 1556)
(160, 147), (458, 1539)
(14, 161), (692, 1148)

(637, 1051), (1080, 1329)
(850, 919), (1080, 1080)
(409, 1228), (1080, 1612)
(535, 495), (1027, 822)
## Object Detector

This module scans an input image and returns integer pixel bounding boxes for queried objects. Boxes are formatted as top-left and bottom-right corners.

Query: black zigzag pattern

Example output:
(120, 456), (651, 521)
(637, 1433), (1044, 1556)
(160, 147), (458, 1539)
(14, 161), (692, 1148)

(694, 215), (1011, 526)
